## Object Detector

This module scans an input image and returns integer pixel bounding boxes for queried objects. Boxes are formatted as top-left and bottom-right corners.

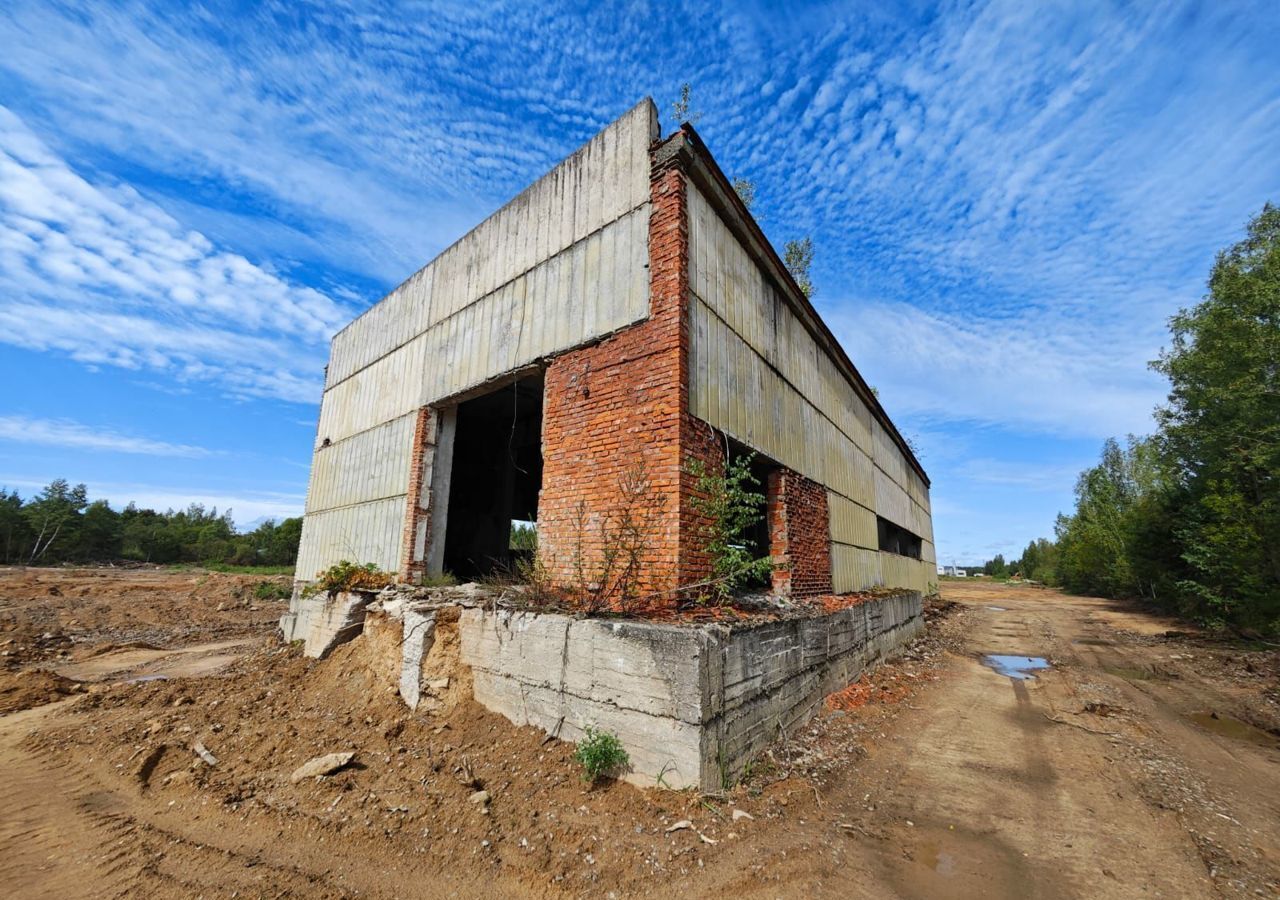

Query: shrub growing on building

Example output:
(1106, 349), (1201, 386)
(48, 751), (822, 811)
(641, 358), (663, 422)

(687, 452), (773, 603)
(307, 560), (392, 595)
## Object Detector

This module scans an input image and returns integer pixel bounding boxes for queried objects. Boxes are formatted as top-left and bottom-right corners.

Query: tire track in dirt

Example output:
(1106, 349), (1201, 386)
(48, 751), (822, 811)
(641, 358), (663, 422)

(0, 700), (140, 899)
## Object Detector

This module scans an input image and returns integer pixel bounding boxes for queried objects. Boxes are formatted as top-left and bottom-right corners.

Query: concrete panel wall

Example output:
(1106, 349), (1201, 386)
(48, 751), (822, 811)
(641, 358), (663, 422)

(296, 100), (660, 580)
(295, 496), (406, 579)
(686, 182), (934, 594)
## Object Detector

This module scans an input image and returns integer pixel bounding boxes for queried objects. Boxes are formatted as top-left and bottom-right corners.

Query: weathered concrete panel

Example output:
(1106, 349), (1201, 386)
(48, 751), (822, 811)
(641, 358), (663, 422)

(297, 100), (659, 580)
(687, 178), (934, 594)
(325, 100), (658, 389)
(304, 413), (416, 514)
(295, 495), (404, 579)
(459, 593), (923, 790)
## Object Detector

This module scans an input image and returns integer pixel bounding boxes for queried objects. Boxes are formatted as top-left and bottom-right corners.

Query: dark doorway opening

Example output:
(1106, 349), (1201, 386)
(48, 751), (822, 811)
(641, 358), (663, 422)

(442, 374), (543, 579)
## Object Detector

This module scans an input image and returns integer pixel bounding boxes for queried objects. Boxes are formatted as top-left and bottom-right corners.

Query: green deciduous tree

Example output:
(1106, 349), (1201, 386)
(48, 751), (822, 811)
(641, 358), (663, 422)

(23, 479), (87, 563)
(784, 237), (815, 299)
(0, 482), (303, 569)
(1031, 203), (1279, 628)
(1151, 203), (1280, 624)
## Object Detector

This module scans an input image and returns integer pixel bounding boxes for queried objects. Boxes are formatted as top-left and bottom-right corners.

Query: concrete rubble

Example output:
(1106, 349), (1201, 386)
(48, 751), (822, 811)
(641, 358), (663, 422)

(290, 751), (356, 783)
(282, 579), (923, 793)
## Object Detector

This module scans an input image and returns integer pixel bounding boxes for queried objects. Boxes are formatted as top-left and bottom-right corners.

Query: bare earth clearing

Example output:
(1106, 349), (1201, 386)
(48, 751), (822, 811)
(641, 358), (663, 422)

(0, 569), (1277, 898)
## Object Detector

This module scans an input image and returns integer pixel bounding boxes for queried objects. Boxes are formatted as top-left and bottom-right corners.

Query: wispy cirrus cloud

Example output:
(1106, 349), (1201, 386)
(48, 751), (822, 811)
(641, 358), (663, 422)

(0, 415), (212, 458)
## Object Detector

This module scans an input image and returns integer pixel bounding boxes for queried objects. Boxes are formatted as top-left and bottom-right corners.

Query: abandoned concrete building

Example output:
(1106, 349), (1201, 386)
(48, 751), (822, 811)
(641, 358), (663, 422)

(281, 98), (935, 788)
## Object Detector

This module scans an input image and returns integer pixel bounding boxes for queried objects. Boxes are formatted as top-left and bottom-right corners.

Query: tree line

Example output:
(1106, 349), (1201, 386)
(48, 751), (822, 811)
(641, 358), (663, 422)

(982, 205), (1279, 629)
(0, 478), (302, 568)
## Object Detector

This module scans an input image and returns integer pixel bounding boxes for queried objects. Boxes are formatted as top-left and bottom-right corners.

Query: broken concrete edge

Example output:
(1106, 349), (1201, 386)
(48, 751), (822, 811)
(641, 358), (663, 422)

(460, 591), (925, 791)
(281, 576), (920, 647)
(282, 582), (924, 792)
(279, 580), (485, 655)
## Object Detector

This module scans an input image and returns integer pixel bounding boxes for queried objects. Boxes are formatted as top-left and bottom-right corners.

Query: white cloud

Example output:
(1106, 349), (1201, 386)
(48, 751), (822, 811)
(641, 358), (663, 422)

(0, 106), (347, 403)
(827, 300), (1163, 440)
(0, 415), (213, 458)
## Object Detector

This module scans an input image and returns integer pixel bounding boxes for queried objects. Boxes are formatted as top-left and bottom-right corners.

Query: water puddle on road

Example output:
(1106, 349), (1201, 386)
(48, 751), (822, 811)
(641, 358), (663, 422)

(919, 840), (956, 876)
(1186, 712), (1279, 748)
(983, 655), (1051, 679)
(1103, 665), (1162, 681)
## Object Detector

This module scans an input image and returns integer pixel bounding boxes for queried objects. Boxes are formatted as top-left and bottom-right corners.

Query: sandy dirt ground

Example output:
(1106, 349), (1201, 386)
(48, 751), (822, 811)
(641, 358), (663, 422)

(0, 570), (1277, 898)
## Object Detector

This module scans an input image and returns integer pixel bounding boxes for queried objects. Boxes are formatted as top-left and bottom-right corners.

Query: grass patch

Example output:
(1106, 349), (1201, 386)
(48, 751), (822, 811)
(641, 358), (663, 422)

(167, 563), (295, 575)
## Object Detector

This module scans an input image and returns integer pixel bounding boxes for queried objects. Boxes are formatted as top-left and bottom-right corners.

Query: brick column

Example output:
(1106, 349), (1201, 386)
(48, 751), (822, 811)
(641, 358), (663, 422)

(767, 469), (833, 598)
(400, 406), (433, 583)
(536, 129), (723, 606)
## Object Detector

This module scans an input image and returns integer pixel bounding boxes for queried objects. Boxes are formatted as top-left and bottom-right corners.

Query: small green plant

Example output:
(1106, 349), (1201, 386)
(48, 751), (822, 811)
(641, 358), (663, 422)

(419, 571), (458, 587)
(686, 452), (773, 604)
(304, 560), (393, 595)
(573, 726), (630, 783)
(252, 580), (292, 601)
(563, 463), (666, 613)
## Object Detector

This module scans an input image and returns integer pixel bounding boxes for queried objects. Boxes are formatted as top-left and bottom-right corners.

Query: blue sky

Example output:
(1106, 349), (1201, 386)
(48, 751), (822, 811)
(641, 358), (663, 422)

(1, 1), (1277, 562)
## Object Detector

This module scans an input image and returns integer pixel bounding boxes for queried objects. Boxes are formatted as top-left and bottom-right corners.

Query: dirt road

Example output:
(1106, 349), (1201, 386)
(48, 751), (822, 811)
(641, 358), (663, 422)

(0, 573), (1276, 898)
(694, 581), (1280, 897)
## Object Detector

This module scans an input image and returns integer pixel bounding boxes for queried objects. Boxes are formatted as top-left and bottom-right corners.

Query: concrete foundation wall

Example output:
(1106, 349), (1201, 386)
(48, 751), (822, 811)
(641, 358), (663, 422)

(459, 591), (923, 790)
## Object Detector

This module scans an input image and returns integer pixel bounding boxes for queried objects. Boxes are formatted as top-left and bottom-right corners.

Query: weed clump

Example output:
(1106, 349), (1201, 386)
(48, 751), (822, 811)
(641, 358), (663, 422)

(252, 580), (292, 601)
(573, 726), (630, 783)
(305, 560), (392, 595)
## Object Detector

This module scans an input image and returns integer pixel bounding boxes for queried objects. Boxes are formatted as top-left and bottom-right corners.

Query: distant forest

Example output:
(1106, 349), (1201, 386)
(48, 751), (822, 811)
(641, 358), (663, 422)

(983, 205), (1279, 630)
(0, 478), (301, 568)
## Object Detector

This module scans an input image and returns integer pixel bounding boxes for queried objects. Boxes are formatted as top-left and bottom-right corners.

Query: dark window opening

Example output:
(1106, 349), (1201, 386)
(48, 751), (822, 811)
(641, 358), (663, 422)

(442, 375), (543, 578)
(877, 516), (922, 559)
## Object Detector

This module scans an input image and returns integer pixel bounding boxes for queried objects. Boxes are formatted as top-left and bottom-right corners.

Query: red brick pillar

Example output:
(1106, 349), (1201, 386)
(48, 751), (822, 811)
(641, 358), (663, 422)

(536, 141), (687, 602)
(400, 406), (433, 583)
(767, 469), (833, 598)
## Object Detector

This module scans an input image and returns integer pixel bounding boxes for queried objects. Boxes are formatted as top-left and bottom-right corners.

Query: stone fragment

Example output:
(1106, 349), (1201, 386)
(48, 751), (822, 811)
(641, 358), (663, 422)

(731, 809), (753, 822)
(290, 751), (356, 783)
(468, 789), (490, 805)
(665, 820), (692, 833)
(192, 741), (218, 767)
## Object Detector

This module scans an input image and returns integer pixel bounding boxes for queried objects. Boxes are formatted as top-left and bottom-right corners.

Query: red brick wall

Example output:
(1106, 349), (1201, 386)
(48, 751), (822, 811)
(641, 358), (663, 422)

(400, 406), (432, 582)
(767, 469), (833, 598)
(537, 136), (720, 605)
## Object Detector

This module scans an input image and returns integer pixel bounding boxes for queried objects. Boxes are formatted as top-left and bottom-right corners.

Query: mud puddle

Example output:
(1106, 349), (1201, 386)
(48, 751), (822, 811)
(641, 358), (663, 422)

(1074, 638), (1112, 647)
(1186, 712), (1279, 748)
(983, 655), (1050, 679)
(1104, 665), (1166, 681)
